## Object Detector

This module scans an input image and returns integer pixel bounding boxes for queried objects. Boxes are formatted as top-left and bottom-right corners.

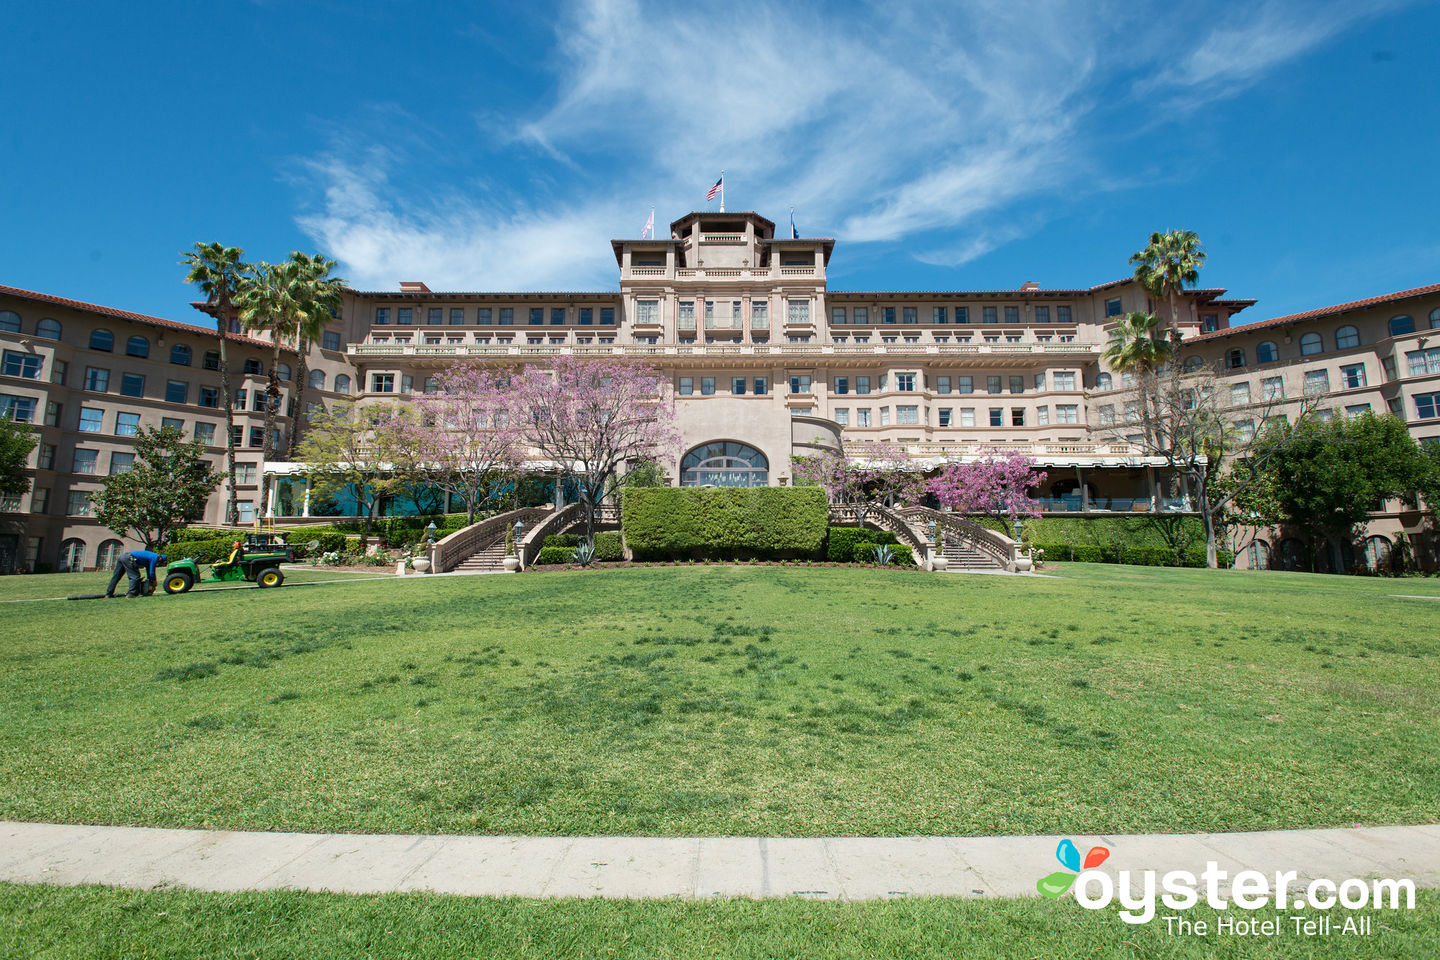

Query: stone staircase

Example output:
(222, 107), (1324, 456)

(452, 536), (509, 573)
(942, 538), (1003, 571)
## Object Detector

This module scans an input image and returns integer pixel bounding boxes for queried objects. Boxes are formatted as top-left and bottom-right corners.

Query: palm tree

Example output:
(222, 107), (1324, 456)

(286, 252), (345, 456)
(1103, 311), (1173, 376)
(1130, 229), (1206, 333)
(236, 258), (305, 520)
(180, 242), (249, 526)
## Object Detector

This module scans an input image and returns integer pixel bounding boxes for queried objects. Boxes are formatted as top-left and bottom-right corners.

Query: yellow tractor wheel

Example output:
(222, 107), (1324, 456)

(256, 567), (284, 589)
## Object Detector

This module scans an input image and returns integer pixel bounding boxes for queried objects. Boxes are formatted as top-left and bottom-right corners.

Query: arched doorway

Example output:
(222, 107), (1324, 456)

(1244, 539), (1271, 571)
(59, 538), (86, 572)
(680, 441), (769, 487)
(96, 539), (124, 571)
(1362, 535), (1392, 572)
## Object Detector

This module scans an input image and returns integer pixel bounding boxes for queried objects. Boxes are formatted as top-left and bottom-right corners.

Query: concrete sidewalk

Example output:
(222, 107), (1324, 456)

(4, 821), (1439, 900)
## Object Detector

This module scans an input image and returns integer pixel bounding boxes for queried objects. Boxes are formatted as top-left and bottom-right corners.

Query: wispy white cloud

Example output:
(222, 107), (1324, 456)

(296, 0), (1400, 289)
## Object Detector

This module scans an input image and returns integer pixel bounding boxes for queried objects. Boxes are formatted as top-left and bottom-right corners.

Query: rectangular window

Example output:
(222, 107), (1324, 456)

(1097, 405), (1114, 426)
(880, 407), (891, 426)
(1414, 393), (1440, 420)
(1231, 382), (1251, 405)
(393, 308), (410, 325)
(1304, 370), (1331, 395)
(252, 391), (268, 412)
(449, 308), (465, 326)
(938, 408), (952, 427)
(954, 307), (969, 324)
(1105, 298), (1123, 317)
(857, 408), (871, 427)
(834, 376), (849, 395)
(1237, 419), (1256, 442)
(936, 376), (951, 395)
(787, 300), (810, 325)
(1011, 407), (1025, 426)
(1404, 348), (1440, 376)
(38, 443), (55, 469)
(30, 489), (48, 514)
(701, 377), (716, 396)
(1057, 305), (1072, 323)
(248, 426), (264, 448)
(203, 351), (220, 371)
(832, 307), (846, 326)
(120, 373), (145, 398)
(0, 394), (36, 422)
(856, 376), (871, 395)
(987, 375), (1001, 394)
(988, 407), (1003, 426)
(1009, 375), (1023, 394)
(897, 405), (919, 425)
(1262, 376), (1284, 401)
(1056, 404), (1079, 424)
(753, 377), (768, 395)
(115, 412), (140, 436)
(1033, 306), (1050, 323)
(1053, 371), (1075, 391)
(959, 408), (975, 427)
(903, 307), (917, 324)
(1037, 405), (1050, 425)
(499, 308), (514, 326)
(161, 417), (184, 433)
(476, 308), (493, 326)
(957, 375), (973, 394)
(84, 367), (109, 392)
(883, 307), (896, 324)
(200, 386), (220, 408)
(322, 330), (342, 351)
(194, 422), (215, 444)
(1004, 306), (1019, 324)
(235, 463), (257, 484)
(982, 306), (997, 324)
(731, 377), (746, 395)
(551, 307), (565, 326)
(401, 374), (414, 394)
(372, 373), (395, 393)
(109, 451), (135, 475)
(374, 307), (390, 325)
(834, 408), (849, 426)
(67, 490), (91, 516)
(896, 373), (915, 392)
(1340, 363), (1367, 388)
(50, 359), (66, 386)
(237, 501), (255, 524)
(1346, 403), (1372, 417)
(678, 377), (693, 395)
(932, 307), (947, 324)
(789, 374), (811, 395)
(600, 308), (615, 325)
(427, 308), (442, 325)
(2, 350), (42, 379)
(73, 449), (98, 474)
(164, 379), (187, 404)
(528, 308), (543, 326)
(78, 407), (103, 433)
(43, 401), (59, 427)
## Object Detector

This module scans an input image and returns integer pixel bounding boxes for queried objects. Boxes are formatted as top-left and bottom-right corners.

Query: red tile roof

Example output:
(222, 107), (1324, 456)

(1193, 282), (1440, 341)
(0, 283), (281, 350)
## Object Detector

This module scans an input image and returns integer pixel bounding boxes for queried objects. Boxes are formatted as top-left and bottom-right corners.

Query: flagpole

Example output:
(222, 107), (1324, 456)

(719, 170), (724, 212)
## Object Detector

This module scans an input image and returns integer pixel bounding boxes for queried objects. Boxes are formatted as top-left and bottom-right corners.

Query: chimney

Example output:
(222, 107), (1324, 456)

(1019, 281), (1040, 291)
(399, 281), (432, 293)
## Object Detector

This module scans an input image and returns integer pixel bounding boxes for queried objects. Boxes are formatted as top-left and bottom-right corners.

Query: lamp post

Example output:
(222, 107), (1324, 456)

(425, 521), (437, 546)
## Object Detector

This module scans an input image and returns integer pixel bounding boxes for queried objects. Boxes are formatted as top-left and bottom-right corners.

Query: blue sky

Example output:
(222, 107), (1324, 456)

(2, 0), (1436, 329)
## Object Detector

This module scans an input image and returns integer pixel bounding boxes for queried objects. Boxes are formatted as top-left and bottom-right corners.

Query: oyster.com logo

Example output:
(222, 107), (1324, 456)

(1037, 838), (1110, 898)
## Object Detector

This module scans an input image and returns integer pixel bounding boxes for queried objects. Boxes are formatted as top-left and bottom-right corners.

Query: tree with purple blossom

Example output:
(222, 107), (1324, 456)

(927, 454), (1046, 537)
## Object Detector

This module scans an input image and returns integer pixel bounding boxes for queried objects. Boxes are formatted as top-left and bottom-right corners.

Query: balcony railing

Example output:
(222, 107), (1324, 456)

(845, 440), (1140, 459)
(347, 340), (1103, 360)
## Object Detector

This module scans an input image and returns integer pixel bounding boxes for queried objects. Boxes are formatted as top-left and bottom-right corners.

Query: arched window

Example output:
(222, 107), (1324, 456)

(170, 344), (191, 365)
(1430, 308), (1440, 330)
(90, 329), (114, 351)
(1244, 540), (1271, 571)
(308, 369), (326, 390)
(243, 358), (263, 375)
(96, 539), (125, 570)
(1094, 372), (1112, 391)
(278, 363), (291, 382)
(1389, 315), (1415, 337)
(1227, 348), (1246, 369)
(1183, 356), (1205, 372)
(1363, 535), (1392, 572)
(1334, 325), (1359, 349)
(0, 311), (19, 333)
(333, 374), (351, 395)
(126, 335), (150, 358)
(681, 441), (769, 487)
(1256, 341), (1278, 364)
(1298, 332), (1322, 356)
(59, 538), (86, 572)
(36, 317), (61, 340)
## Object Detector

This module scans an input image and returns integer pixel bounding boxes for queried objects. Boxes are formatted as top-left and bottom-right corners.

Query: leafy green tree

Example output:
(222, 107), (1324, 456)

(91, 425), (221, 548)
(0, 414), (38, 498)
(1256, 413), (1435, 566)
(295, 401), (406, 535)
(180, 242), (249, 525)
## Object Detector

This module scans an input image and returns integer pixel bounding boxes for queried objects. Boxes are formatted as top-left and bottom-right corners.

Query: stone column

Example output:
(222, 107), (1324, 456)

(1077, 465), (1089, 512)
(301, 475), (312, 518)
(1147, 466), (1158, 511)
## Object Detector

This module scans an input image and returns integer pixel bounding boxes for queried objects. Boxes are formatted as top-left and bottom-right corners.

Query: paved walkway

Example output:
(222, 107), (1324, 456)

(3, 822), (1438, 900)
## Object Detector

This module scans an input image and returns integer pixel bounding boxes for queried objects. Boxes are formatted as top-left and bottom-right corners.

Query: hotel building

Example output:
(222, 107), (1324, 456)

(2, 211), (1436, 573)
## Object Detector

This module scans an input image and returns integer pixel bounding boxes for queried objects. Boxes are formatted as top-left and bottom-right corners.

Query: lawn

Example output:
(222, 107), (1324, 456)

(4, 884), (1437, 960)
(1, 565), (1438, 836)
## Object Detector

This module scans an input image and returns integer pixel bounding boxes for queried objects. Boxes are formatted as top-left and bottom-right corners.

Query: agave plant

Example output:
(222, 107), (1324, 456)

(571, 540), (597, 567)
(870, 544), (895, 566)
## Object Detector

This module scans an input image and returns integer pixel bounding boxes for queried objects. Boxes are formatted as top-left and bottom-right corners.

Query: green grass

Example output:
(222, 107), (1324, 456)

(3, 883), (1436, 959)
(0, 566), (384, 601)
(1, 565), (1438, 836)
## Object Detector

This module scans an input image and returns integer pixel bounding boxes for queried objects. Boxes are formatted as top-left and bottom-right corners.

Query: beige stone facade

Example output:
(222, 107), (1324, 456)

(2, 211), (1436, 572)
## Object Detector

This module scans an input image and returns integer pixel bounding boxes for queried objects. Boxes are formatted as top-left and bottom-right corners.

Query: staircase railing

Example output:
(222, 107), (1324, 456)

(431, 505), (553, 573)
(828, 503), (929, 556)
(900, 506), (1017, 569)
(517, 503), (581, 570)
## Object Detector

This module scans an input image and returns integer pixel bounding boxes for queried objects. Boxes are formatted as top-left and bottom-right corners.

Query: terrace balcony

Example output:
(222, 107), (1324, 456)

(347, 340), (1103, 362)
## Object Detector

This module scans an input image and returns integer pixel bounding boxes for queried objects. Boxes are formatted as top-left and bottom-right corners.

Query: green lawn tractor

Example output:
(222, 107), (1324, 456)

(163, 534), (295, 594)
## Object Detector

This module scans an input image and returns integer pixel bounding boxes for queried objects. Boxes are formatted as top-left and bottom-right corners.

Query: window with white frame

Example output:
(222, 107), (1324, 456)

(1097, 405), (1114, 426)
(896, 373), (915, 391)
(1335, 326), (1359, 349)
(897, 405), (919, 425)
(1230, 382), (1251, 405)
(67, 490), (92, 516)
(1340, 363), (1366, 389)
(1256, 341), (1278, 363)
(857, 408), (871, 427)
(834, 408), (849, 426)
(1405, 347), (1440, 376)
(938, 408), (952, 427)
(936, 376), (951, 394)
(1413, 393), (1439, 419)
(1262, 377), (1284, 401)
(787, 299), (810, 324)
(880, 407), (890, 426)
(1037, 405), (1050, 425)
(1056, 404), (1078, 424)
(1303, 369), (1331, 395)
(1052, 371), (1075, 391)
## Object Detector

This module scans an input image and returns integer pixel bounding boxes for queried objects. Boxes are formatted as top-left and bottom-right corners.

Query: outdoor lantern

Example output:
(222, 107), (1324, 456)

(514, 519), (525, 540)
(425, 521), (438, 544)
(927, 519), (937, 542)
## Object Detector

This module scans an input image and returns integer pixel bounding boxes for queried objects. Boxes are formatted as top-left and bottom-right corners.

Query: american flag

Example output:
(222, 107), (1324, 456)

(706, 175), (723, 201)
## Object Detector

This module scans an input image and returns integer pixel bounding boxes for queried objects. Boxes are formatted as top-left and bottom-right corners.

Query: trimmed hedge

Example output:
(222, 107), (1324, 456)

(535, 546), (574, 565)
(825, 526), (899, 562)
(539, 532), (623, 561)
(622, 487), (828, 560)
(1033, 541), (1234, 568)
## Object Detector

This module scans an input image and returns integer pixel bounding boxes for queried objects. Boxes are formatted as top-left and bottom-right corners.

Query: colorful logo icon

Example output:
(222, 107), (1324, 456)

(1037, 838), (1110, 897)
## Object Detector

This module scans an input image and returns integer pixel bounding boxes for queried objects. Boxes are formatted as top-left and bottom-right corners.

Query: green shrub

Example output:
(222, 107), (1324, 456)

(826, 526), (899, 562)
(1032, 540), (1234, 568)
(594, 531), (623, 561)
(543, 534), (583, 549)
(851, 540), (915, 566)
(535, 546), (573, 565)
(622, 487), (828, 560)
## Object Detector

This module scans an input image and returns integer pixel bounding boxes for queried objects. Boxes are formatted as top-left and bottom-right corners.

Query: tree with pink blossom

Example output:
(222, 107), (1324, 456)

(388, 362), (526, 524)
(793, 441), (926, 527)
(505, 357), (678, 543)
(928, 454), (1046, 536)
